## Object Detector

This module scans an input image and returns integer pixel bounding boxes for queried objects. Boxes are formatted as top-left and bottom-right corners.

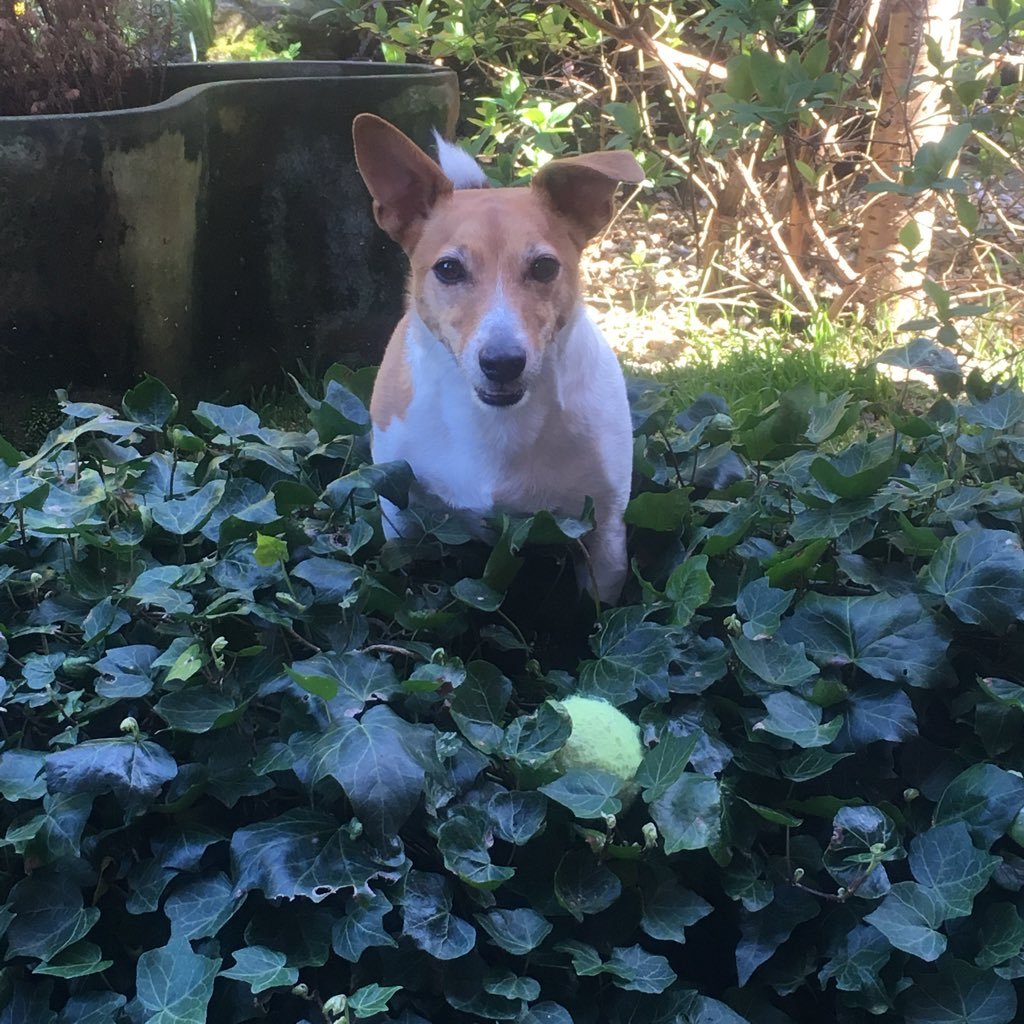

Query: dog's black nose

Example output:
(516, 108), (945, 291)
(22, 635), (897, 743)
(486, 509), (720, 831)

(479, 347), (526, 384)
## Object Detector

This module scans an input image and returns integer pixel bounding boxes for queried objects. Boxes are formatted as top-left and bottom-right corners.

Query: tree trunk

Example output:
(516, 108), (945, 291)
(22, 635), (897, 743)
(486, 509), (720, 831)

(855, 0), (963, 314)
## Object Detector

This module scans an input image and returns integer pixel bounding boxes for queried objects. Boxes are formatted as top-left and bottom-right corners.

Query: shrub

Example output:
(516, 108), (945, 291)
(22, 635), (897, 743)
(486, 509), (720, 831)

(0, 359), (1023, 1021)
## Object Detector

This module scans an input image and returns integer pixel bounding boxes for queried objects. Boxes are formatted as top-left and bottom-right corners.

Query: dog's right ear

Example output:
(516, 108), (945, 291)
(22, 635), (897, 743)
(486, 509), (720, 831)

(353, 114), (453, 252)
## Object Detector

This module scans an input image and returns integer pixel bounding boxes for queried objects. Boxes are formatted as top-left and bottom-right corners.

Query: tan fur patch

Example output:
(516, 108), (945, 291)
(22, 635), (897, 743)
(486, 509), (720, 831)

(369, 314), (414, 430)
(407, 188), (584, 363)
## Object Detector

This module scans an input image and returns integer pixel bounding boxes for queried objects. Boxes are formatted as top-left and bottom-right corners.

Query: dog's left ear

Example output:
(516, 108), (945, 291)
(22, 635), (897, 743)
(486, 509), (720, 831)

(353, 113), (454, 251)
(533, 151), (645, 247)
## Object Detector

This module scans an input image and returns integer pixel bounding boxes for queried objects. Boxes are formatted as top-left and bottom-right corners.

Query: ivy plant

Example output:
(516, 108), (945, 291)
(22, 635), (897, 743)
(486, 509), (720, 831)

(0, 358), (1023, 1023)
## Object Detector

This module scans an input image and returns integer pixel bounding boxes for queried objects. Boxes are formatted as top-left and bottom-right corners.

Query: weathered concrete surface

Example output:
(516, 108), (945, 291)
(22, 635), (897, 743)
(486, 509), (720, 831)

(0, 61), (457, 404)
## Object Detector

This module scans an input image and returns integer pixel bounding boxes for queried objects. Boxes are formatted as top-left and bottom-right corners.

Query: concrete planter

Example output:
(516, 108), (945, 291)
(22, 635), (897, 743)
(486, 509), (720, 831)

(0, 61), (457, 405)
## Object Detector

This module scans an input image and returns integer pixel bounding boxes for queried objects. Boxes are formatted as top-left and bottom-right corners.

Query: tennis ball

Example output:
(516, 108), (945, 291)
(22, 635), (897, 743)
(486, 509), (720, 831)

(551, 696), (644, 790)
(1009, 806), (1024, 848)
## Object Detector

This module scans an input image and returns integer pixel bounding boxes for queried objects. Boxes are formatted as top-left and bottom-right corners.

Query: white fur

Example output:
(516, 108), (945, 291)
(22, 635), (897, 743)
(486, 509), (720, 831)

(432, 130), (490, 189)
(373, 306), (632, 603)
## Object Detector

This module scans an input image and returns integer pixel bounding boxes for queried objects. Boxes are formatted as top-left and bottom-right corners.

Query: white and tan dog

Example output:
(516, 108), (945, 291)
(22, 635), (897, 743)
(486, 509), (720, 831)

(352, 115), (643, 604)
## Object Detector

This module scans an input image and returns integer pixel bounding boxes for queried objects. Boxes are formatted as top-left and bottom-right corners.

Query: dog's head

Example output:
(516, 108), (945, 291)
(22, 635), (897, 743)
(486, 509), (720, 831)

(353, 114), (644, 409)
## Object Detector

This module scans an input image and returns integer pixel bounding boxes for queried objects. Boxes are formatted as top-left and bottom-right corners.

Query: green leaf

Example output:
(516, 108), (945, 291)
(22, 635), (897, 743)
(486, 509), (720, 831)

(310, 705), (431, 844)
(650, 773), (722, 853)
(606, 945), (677, 993)
(501, 701), (571, 768)
(910, 822), (999, 919)
(45, 738), (177, 813)
(624, 489), (690, 532)
(349, 984), (403, 1019)
(665, 556), (712, 625)
(635, 731), (700, 802)
(136, 934), (219, 1024)
(193, 401), (263, 440)
(0, 749), (47, 801)
(438, 813), (516, 888)
(554, 852), (622, 920)
(819, 923), (892, 995)
(732, 634), (818, 687)
(779, 592), (951, 687)
(780, 748), (852, 782)
(399, 870), (476, 960)
(451, 661), (512, 754)
(934, 763), (1024, 848)
(332, 890), (397, 962)
(231, 809), (384, 902)
(253, 531), (289, 566)
(755, 691), (844, 748)
(123, 375), (178, 428)
(291, 557), (361, 603)
(810, 444), (898, 499)
(840, 681), (918, 747)
(5, 872), (100, 962)
(476, 907), (552, 955)
(452, 577), (505, 612)
(736, 577), (794, 639)
(823, 805), (901, 899)
(921, 529), (1024, 632)
(578, 607), (677, 704)
(219, 945), (299, 995)
(311, 379), (371, 441)
(155, 688), (242, 733)
(640, 876), (712, 942)
(902, 959), (1017, 1024)
(32, 940), (111, 979)
(540, 769), (624, 819)
(736, 887), (819, 985)
(487, 790), (546, 845)
(165, 873), (243, 940)
(866, 882), (947, 961)
(975, 903), (1024, 970)
(151, 480), (227, 535)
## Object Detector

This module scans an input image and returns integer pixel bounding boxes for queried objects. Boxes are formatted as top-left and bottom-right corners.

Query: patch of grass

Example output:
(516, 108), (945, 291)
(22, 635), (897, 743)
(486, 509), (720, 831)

(647, 312), (896, 419)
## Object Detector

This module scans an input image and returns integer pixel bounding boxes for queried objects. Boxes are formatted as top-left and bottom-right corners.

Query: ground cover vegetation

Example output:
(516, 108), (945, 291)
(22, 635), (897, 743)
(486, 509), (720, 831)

(0, 349), (1023, 1021)
(4, 1), (1024, 1021)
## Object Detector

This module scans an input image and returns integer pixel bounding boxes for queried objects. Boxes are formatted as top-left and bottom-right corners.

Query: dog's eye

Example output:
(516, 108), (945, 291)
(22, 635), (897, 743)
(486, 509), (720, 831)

(529, 256), (560, 283)
(433, 257), (467, 284)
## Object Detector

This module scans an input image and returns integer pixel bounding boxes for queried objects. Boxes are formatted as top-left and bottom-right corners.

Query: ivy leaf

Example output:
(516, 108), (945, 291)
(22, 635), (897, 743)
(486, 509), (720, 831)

(578, 607), (677, 704)
(0, 749), (47, 801)
(606, 945), (677, 993)
(450, 661), (512, 754)
(332, 890), (397, 962)
(164, 873), (243, 940)
(934, 763), (1024, 848)
(291, 557), (362, 604)
(193, 402), (263, 440)
(640, 877), (713, 942)
(311, 705), (431, 845)
(865, 882), (947, 961)
(136, 934), (219, 1024)
(778, 592), (951, 687)
(665, 556), (712, 625)
(737, 577), (794, 640)
(5, 872), (100, 962)
(975, 904), (1024, 970)
(151, 480), (227, 536)
(902, 959), (1017, 1024)
(349, 984), (403, 1019)
(399, 870), (476, 960)
(123, 376), (177, 428)
(437, 813), (516, 889)
(635, 731), (700, 803)
(921, 529), (1024, 633)
(501, 700), (571, 768)
(154, 688), (242, 733)
(754, 691), (844, 748)
(908, 822), (999, 920)
(219, 945), (299, 995)
(540, 769), (624, 819)
(735, 887), (819, 986)
(839, 681), (917, 748)
(554, 852), (622, 921)
(45, 738), (177, 813)
(819, 923), (892, 994)
(486, 790), (546, 845)
(231, 809), (386, 902)
(476, 907), (552, 956)
(732, 634), (818, 687)
(649, 773), (722, 853)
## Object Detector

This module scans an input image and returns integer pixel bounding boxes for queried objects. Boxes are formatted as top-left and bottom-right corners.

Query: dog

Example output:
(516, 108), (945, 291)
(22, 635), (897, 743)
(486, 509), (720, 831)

(352, 114), (643, 604)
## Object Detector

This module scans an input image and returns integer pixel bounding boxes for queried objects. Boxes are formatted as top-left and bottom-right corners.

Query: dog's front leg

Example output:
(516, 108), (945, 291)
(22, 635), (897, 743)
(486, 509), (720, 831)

(579, 518), (627, 606)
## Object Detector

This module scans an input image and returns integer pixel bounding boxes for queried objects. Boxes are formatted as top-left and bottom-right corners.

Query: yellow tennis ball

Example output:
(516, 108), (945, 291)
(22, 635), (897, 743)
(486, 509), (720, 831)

(551, 696), (644, 790)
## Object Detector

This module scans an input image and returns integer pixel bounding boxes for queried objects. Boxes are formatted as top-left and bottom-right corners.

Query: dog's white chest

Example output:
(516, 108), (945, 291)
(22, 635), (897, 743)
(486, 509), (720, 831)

(371, 311), (631, 524)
